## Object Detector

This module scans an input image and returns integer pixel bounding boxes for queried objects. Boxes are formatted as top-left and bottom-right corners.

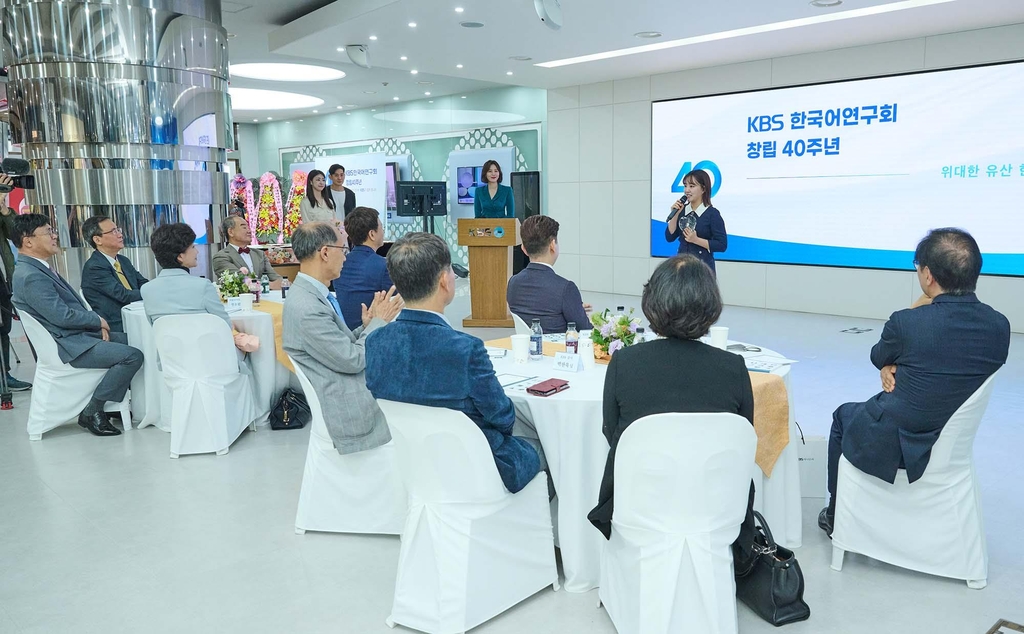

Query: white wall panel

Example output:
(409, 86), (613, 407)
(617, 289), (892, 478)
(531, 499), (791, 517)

(578, 105), (614, 183)
(579, 81), (614, 107)
(612, 102), (652, 182)
(577, 182), (614, 256)
(547, 182), (581, 254)
(547, 108), (580, 183)
(579, 254), (615, 293)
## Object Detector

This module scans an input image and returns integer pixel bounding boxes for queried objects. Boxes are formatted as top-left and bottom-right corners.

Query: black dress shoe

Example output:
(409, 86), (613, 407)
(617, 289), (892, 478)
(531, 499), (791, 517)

(818, 507), (834, 538)
(78, 411), (122, 436)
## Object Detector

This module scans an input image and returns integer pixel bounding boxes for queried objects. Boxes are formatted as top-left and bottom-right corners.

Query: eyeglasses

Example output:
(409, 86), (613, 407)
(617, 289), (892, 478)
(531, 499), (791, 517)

(32, 228), (57, 237)
(322, 244), (349, 254)
(100, 226), (123, 236)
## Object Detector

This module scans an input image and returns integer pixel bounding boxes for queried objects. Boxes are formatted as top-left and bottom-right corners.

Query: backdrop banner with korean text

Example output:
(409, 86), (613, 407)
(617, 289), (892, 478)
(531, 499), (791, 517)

(315, 152), (388, 232)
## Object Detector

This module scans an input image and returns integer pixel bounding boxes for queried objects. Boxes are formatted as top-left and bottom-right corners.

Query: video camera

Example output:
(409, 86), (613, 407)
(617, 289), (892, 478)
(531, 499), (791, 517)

(0, 158), (35, 193)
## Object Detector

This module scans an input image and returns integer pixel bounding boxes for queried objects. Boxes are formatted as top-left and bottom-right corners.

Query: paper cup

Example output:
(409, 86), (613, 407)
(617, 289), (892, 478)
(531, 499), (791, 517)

(510, 334), (530, 364)
(239, 293), (255, 312)
(709, 326), (729, 350)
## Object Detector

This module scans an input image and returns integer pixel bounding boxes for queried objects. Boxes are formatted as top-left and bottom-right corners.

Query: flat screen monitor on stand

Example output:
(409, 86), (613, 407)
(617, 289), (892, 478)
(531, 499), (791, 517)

(396, 181), (448, 233)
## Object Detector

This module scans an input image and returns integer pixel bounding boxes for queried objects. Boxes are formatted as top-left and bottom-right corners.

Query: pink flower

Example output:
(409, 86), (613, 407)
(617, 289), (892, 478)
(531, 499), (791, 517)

(239, 267), (249, 275)
(608, 340), (624, 355)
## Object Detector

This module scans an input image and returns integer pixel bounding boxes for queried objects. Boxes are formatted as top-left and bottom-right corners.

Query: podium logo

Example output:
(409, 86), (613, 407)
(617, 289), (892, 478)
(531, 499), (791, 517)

(671, 161), (721, 196)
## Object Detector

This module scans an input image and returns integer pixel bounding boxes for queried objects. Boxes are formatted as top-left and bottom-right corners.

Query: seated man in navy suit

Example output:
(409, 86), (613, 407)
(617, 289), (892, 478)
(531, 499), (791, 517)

(364, 232), (544, 494)
(80, 215), (148, 333)
(819, 228), (1010, 536)
(506, 215), (590, 334)
(332, 206), (393, 331)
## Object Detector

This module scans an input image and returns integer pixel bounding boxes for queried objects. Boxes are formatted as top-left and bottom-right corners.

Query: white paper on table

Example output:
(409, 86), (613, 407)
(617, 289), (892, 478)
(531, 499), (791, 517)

(496, 373), (536, 388)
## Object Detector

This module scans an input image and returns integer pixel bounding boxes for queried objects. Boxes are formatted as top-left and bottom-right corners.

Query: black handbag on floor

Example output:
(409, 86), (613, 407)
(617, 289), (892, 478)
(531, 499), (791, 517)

(733, 511), (810, 626)
(269, 389), (310, 430)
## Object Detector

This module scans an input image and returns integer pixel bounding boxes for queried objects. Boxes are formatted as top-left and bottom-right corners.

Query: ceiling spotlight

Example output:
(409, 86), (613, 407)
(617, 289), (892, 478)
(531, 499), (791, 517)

(346, 112), (351, 115)
(299, 119), (304, 122)
(267, 117), (273, 120)
(253, 118), (259, 122)
(424, 91), (431, 95)
(455, 6), (464, 12)
(369, 35), (378, 40)
(312, 109), (318, 113)
(336, 106), (343, 109)
(400, 55), (408, 61)
(410, 69), (419, 75)
(408, 22), (417, 27)
(506, 71), (513, 76)
(372, 109), (376, 112)
(336, 47), (345, 52)
(460, 21), (484, 28)
(393, 96), (400, 101)
(810, 0), (843, 5)
(429, 100), (434, 103)
(461, 95), (466, 99)
(634, 31), (663, 39)
(456, 64), (464, 69)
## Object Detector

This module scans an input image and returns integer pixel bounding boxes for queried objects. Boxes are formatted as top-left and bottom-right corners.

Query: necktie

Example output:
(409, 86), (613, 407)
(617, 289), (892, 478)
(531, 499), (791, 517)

(327, 293), (343, 318)
(112, 259), (132, 290)
(238, 246), (251, 255)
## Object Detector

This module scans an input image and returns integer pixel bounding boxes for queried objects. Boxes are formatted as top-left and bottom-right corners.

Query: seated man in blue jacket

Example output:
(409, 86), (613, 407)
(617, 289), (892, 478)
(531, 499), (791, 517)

(333, 206), (392, 331)
(365, 232), (544, 494)
(507, 215), (590, 334)
(80, 215), (148, 333)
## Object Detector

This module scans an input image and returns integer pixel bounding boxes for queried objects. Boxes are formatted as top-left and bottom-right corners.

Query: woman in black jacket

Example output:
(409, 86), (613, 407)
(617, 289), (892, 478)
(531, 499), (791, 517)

(665, 169), (728, 275)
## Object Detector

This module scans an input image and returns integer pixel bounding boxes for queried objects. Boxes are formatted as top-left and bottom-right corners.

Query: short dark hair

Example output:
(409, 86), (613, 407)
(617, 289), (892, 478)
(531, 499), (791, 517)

(683, 169), (713, 208)
(913, 228), (983, 295)
(345, 207), (381, 247)
(292, 222), (341, 262)
(329, 164), (345, 176)
(11, 214), (50, 248)
(642, 255), (722, 340)
(151, 223), (196, 269)
(82, 215), (111, 249)
(220, 214), (245, 243)
(386, 232), (451, 303)
(521, 215), (559, 257)
(481, 160), (503, 184)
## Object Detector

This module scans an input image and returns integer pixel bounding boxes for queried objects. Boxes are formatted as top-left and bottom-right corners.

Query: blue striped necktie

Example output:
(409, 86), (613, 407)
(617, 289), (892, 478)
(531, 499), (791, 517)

(327, 293), (342, 318)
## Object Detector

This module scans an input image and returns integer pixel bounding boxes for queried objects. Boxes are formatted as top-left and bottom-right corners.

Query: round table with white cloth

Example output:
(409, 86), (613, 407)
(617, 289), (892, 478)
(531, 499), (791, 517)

(490, 340), (803, 594)
(122, 297), (291, 430)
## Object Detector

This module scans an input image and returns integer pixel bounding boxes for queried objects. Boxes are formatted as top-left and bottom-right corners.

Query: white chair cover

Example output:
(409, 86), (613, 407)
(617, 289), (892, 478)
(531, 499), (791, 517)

(153, 315), (257, 458)
(377, 399), (558, 634)
(599, 413), (757, 634)
(831, 372), (999, 589)
(512, 313), (530, 336)
(19, 311), (131, 440)
(289, 358), (407, 535)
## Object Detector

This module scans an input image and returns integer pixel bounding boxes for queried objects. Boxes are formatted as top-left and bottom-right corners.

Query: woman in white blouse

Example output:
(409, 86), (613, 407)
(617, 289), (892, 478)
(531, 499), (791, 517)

(299, 170), (337, 224)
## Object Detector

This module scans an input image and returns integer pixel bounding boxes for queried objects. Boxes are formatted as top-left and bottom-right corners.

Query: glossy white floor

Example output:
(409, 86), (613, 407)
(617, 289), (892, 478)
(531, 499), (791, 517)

(1, 287), (1022, 634)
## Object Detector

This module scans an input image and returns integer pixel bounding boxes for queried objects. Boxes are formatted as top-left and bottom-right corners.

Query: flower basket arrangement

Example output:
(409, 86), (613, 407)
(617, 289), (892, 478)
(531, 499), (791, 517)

(590, 308), (642, 358)
(216, 269), (249, 299)
(230, 174), (256, 241)
(283, 170), (306, 241)
(255, 172), (283, 244)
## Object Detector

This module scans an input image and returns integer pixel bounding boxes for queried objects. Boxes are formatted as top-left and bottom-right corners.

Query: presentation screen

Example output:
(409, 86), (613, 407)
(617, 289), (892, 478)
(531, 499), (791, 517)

(650, 62), (1024, 276)
(456, 166), (484, 204)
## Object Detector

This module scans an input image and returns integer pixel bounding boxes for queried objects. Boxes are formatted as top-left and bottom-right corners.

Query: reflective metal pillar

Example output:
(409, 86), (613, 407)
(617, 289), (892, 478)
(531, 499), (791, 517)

(2, 0), (232, 285)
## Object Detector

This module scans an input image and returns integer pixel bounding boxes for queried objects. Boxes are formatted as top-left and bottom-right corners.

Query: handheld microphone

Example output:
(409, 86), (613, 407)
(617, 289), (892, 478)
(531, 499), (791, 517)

(665, 196), (686, 222)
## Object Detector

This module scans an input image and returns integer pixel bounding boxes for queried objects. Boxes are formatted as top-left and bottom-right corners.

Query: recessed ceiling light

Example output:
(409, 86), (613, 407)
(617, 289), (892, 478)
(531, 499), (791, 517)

(410, 70), (419, 75)
(312, 109), (318, 113)
(510, 55), (533, 61)
(429, 100), (434, 103)
(343, 104), (357, 107)
(346, 112), (351, 115)
(336, 47), (345, 52)
(506, 71), (513, 76)
(372, 109), (376, 112)
(408, 22), (417, 27)
(393, 97), (400, 101)
(461, 95), (466, 99)
(456, 64), (464, 69)
(229, 87), (325, 111)
(267, 117), (273, 120)
(455, 6), (464, 12)
(460, 21), (484, 28)
(253, 118), (259, 122)
(229, 63), (345, 82)
(810, 0), (842, 6)
(538, 0), (954, 68)
(227, 32), (237, 39)
(634, 31), (662, 39)
(299, 119), (303, 122)
(369, 35), (378, 40)
(400, 55), (408, 61)
(424, 91), (431, 96)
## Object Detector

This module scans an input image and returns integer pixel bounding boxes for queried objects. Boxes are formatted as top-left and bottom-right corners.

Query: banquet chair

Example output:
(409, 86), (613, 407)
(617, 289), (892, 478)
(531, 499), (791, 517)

(19, 311), (132, 440)
(830, 371), (999, 589)
(289, 357), (407, 536)
(512, 313), (530, 336)
(153, 314), (257, 458)
(377, 399), (558, 634)
(599, 413), (756, 634)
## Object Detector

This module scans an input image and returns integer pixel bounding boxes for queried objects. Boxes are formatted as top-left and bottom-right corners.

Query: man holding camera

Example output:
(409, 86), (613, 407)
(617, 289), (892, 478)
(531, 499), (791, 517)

(0, 175), (32, 391)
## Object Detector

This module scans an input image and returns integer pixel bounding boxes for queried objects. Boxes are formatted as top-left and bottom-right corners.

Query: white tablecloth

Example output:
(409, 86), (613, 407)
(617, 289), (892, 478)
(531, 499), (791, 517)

(123, 299), (291, 429)
(492, 341), (803, 593)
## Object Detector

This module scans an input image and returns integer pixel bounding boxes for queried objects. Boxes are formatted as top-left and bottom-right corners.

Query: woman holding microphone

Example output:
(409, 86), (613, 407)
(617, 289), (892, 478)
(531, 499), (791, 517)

(665, 168), (728, 275)
(473, 160), (515, 219)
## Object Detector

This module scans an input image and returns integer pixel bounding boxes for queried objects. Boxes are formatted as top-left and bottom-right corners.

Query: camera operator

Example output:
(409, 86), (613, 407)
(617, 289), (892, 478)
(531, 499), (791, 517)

(0, 174), (32, 391)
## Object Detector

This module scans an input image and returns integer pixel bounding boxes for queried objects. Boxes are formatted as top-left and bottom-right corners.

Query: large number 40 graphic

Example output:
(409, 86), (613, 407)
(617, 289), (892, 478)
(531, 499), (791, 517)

(670, 161), (722, 196)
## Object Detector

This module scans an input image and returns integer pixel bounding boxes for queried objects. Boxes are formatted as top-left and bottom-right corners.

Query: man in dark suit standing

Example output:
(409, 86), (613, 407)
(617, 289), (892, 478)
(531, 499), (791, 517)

(211, 214), (282, 289)
(365, 232), (544, 494)
(11, 215), (143, 436)
(80, 215), (148, 333)
(819, 228), (1010, 535)
(328, 164), (357, 217)
(333, 206), (393, 331)
(506, 215), (590, 334)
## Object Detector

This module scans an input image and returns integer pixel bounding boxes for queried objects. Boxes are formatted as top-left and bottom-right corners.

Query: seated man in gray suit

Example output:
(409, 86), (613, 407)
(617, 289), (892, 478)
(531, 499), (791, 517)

(283, 222), (403, 455)
(80, 214), (148, 333)
(506, 215), (591, 334)
(11, 214), (143, 437)
(211, 214), (282, 289)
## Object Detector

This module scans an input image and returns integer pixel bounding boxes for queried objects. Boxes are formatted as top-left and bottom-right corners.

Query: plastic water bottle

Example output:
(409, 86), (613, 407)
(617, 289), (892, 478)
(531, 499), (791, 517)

(280, 277), (290, 299)
(260, 274), (270, 294)
(635, 327), (646, 344)
(530, 319), (544, 360)
(565, 322), (579, 354)
(615, 305), (626, 320)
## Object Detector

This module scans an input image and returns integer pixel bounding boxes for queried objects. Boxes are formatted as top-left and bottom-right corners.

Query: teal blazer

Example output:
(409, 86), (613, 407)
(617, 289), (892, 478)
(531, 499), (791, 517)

(473, 184), (515, 219)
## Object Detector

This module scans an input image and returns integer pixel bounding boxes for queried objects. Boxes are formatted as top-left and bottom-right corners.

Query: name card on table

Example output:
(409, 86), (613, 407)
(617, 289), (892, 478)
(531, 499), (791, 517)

(553, 352), (584, 373)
